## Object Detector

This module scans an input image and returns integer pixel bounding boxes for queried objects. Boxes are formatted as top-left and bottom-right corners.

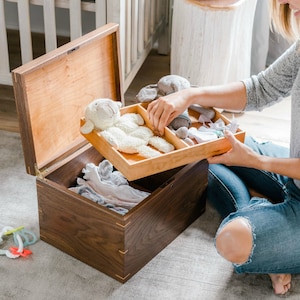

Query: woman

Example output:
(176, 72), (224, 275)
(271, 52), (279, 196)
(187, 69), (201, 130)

(147, 0), (300, 295)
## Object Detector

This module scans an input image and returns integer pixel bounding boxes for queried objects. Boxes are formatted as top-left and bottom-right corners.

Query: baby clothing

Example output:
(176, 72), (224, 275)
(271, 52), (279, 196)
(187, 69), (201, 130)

(70, 160), (150, 215)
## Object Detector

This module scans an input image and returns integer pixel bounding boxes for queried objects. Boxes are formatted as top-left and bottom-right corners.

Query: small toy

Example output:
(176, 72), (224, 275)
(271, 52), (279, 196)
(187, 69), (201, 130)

(136, 75), (192, 136)
(136, 75), (216, 142)
(0, 226), (37, 259)
(80, 98), (174, 158)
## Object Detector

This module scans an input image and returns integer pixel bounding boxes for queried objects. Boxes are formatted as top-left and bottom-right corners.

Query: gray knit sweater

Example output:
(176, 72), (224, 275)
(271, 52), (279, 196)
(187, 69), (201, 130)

(242, 40), (300, 189)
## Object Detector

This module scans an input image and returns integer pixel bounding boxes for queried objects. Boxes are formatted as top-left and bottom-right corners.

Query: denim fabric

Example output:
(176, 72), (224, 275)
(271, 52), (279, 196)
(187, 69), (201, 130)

(208, 136), (300, 274)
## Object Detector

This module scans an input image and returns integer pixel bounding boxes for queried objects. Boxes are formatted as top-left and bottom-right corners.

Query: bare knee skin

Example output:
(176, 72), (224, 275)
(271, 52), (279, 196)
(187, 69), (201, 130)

(216, 217), (253, 264)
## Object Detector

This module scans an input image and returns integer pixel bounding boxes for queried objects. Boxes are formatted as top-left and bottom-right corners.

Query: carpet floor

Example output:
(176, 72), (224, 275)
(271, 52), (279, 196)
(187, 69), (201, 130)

(1, 129), (300, 300)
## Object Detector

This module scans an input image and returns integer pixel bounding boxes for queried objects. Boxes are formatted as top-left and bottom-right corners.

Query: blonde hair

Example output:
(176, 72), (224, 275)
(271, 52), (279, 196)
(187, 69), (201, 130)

(269, 0), (300, 42)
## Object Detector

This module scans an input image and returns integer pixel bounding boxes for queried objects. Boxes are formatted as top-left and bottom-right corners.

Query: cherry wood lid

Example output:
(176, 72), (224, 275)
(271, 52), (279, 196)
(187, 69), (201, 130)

(12, 23), (123, 175)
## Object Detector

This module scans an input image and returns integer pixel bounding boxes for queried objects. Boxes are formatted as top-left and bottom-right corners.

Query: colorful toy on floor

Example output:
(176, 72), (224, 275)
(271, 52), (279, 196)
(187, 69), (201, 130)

(0, 226), (37, 259)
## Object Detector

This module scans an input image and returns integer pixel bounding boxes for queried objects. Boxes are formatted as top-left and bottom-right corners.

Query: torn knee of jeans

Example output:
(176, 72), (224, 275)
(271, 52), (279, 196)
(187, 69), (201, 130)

(215, 216), (256, 266)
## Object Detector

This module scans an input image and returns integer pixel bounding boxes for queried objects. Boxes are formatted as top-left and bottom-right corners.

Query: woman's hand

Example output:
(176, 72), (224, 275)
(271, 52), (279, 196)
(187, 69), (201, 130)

(207, 131), (259, 168)
(147, 90), (190, 136)
(147, 82), (247, 136)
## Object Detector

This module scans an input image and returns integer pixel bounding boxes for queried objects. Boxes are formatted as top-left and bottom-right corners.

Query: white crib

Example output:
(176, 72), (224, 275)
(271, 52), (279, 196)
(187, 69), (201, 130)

(0, 0), (170, 90)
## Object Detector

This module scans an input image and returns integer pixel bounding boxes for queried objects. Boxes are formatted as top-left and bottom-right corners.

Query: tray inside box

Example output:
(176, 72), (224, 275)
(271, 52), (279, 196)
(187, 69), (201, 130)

(81, 102), (245, 180)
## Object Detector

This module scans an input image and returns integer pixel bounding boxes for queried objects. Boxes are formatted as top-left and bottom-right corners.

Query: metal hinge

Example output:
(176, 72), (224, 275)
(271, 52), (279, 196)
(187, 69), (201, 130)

(34, 164), (49, 180)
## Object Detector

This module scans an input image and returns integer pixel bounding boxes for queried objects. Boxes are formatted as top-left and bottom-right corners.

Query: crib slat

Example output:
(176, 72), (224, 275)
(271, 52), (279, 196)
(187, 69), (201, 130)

(17, 0), (33, 64)
(43, 0), (57, 52)
(95, 0), (106, 28)
(155, 0), (161, 25)
(137, 0), (145, 53)
(157, 0), (170, 55)
(69, 0), (82, 40)
(0, 0), (11, 84)
(125, 0), (131, 75)
(150, 0), (155, 36)
(106, 0), (126, 82)
(144, 0), (150, 44)
(131, 0), (138, 64)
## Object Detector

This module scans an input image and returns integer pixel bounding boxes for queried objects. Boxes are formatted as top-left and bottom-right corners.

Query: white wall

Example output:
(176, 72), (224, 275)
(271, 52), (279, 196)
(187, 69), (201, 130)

(4, 1), (96, 36)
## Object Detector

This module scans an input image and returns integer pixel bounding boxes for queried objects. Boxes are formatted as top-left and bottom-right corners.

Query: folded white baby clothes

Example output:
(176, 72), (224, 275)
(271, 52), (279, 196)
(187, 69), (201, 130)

(69, 160), (150, 215)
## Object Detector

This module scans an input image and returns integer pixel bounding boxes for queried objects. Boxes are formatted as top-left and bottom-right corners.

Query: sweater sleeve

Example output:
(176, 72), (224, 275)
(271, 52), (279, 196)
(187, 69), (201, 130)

(242, 40), (300, 111)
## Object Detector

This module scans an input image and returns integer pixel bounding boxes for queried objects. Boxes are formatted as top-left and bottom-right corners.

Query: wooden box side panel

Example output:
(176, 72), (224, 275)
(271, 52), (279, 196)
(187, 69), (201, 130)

(122, 160), (208, 278)
(37, 180), (127, 282)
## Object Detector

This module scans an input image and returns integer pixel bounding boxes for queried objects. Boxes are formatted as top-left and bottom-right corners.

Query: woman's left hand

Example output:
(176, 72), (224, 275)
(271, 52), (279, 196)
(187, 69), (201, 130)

(207, 131), (258, 168)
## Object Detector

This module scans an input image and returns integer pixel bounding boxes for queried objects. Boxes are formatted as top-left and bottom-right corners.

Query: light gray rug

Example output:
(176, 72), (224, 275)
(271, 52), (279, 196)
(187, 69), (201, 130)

(1, 129), (299, 300)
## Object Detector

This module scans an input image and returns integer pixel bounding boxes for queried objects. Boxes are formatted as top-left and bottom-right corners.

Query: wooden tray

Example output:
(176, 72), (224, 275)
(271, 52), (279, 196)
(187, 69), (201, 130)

(81, 103), (245, 180)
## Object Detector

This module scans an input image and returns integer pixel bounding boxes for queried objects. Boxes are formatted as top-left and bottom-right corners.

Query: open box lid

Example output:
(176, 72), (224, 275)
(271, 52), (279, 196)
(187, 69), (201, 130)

(12, 23), (123, 176)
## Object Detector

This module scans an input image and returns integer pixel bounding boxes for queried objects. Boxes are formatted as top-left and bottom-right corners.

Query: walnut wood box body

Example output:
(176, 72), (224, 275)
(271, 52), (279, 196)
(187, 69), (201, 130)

(12, 23), (208, 282)
(37, 147), (208, 283)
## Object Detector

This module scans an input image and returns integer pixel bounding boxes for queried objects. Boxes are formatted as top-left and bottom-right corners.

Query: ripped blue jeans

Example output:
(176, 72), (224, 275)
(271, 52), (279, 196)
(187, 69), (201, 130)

(208, 136), (300, 274)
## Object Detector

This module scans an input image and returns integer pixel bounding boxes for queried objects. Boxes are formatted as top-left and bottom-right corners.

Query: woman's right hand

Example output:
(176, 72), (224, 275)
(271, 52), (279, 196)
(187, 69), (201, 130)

(147, 89), (190, 136)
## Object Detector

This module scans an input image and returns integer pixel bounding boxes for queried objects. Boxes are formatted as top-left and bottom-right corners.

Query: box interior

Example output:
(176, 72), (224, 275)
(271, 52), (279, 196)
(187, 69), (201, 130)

(46, 145), (185, 200)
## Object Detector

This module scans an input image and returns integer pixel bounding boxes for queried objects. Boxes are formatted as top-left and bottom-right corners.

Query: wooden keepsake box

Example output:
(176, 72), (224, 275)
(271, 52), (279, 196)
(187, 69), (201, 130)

(12, 23), (208, 283)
